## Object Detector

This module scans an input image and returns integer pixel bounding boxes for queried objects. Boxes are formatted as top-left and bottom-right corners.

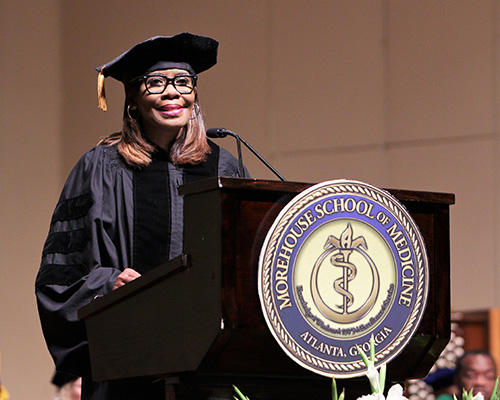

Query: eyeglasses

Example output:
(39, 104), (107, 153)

(140, 74), (197, 95)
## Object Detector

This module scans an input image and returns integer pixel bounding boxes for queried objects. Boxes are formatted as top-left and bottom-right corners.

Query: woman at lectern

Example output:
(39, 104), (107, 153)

(35, 33), (245, 400)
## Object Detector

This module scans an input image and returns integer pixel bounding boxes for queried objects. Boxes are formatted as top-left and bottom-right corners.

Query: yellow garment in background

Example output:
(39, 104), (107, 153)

(0, 384), (9, 400)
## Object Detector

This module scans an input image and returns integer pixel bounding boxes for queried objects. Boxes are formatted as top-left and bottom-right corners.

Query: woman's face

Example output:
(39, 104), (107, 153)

(129, 68), (196, 138)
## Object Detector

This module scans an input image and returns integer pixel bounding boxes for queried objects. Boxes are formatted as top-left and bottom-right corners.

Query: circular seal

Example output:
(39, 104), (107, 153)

(258, 180), (429, 378)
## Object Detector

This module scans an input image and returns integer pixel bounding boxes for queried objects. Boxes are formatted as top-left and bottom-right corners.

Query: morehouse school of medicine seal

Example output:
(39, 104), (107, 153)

(258, 180), (429, 378)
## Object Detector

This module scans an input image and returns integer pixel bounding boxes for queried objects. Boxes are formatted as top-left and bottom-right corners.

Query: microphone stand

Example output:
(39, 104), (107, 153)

(235, 135), (245, 178)
(236, 135), (285, 181)
(207, 128), (286, 181)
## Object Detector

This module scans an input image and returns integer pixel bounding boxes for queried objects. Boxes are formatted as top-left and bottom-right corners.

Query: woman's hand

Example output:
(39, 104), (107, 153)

(113, 268), (141, 290)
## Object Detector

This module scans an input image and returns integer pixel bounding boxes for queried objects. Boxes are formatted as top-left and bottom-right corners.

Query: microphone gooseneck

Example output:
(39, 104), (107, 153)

(207, 128), (245, 177)
(207, 128), (286, 181)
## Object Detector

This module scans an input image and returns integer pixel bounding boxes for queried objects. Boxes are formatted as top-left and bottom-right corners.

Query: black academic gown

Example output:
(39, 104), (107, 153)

(35, 141), (244, 399)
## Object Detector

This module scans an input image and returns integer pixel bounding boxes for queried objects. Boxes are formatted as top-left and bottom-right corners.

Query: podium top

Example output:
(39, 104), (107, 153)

(178, 177), (455, 205)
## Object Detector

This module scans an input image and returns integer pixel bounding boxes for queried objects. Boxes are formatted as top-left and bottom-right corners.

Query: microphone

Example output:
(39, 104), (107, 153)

(206, 128), (286, 181)
(207, 128), (245, 178)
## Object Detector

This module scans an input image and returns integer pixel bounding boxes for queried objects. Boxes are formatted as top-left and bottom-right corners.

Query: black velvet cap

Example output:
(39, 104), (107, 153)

(96, 32), (218, 110)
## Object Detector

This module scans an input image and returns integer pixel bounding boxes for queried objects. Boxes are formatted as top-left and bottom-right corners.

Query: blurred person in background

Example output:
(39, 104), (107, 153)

(455, 350), (497, 399)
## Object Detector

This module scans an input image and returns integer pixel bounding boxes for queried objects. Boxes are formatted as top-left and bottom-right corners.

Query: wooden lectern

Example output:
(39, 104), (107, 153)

(79, 178), (454, 399)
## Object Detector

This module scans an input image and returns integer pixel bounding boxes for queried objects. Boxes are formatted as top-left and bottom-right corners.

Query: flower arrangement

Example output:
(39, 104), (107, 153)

(233, 336), (500, 400)
(232, 336), (400, 400)
(455, 378), (500, 400)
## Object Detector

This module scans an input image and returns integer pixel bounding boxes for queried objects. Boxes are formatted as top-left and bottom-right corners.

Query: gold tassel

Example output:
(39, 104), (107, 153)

(97, 68), (107, 111)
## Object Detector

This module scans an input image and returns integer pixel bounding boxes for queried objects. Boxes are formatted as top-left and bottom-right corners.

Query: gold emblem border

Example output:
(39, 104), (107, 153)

(259, 180), (429, 377)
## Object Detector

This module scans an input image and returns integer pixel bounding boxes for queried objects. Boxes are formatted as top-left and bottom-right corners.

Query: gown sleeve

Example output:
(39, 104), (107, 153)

(218, 147), (251, 178)
(35, 145), (132, 377)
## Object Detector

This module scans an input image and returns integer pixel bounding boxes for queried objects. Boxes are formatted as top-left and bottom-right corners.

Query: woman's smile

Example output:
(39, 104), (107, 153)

(158, 103), (184, 117)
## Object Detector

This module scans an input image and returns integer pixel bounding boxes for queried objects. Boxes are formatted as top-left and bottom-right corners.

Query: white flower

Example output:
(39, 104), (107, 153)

(386, 384), (408, 400)
(356, 394), (385, 400)
(471, 393), (484, 400)
(366, 364), (381, 394)
(356, 384), (408, 400)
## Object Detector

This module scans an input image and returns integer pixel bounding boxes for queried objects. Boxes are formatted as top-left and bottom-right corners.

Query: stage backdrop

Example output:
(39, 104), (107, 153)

(1, 1), (500, 398)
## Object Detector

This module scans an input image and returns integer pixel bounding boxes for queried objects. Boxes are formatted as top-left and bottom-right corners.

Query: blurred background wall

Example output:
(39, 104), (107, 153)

(1, 0), (500, 397)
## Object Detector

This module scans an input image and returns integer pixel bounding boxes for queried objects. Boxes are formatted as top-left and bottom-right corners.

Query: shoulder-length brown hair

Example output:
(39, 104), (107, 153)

(99, 83), (211, 168)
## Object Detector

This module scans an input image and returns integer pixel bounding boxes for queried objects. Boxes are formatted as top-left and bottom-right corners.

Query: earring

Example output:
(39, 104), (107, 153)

(189, 103), (200, 120)
(127, 105), (138, 119)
